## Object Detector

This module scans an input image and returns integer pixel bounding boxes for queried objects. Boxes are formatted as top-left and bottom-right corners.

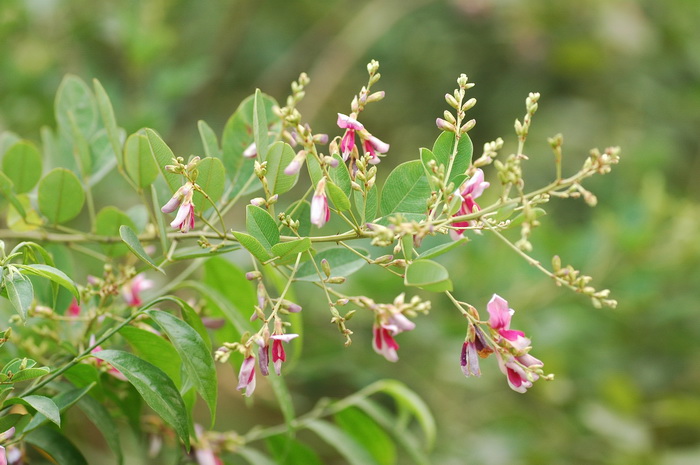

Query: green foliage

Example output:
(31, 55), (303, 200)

(380, 161), (431, 216)
(37, 168), (85, 224)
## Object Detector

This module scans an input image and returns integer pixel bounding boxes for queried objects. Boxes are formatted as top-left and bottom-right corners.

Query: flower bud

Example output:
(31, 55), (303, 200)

(436, 118), (456, 132)
(367, 91), (385, 103)
(321, 258), (331, 278)
(443, 110), (457, 125)
(445, 93), (460, 109)
(462, 97), (477, 111)
(326, 277), (346, 284)
(250, 197), (266, 207)
(246, 271), (262, 281)
(460, 119), (476, 133)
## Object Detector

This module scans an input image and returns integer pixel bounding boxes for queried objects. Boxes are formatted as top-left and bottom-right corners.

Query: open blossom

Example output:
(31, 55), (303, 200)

(236, 356), (256, 397)
(450, 169), (490, 240)
(161, 182), (196, 233)
(121, 273), (154, 307)
(67, 298), (81, 317)
(362, 134), (390, 165)
(460, 326), (493, 377)
(270, 333), (299, 375)
(337, 113), (364, 160)
(372, 313), (415, 362)
(487, 294), (530, 351)
(310, 178), (330, 228)
(497, 353), (544, 393)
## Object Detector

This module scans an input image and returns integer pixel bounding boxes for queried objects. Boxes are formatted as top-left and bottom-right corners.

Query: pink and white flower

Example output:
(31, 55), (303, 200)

(460, 326), (493, 377)
(67, 298), (81, 317)
(310, 178), (330, 228)
(121, 274), (154, 308)
(486, 294), (530, 351)
(496, 352), (544, 393)
(243, 142), (257, 158)
(362, 134), (390, 165)
(450, 169), (490, 239)
(270, 333), (299, 375)
(372, 312), (415, 362)
(337, 113), (364, 160)
(161, 182), (196, 233)
(236, 356), (256, 397)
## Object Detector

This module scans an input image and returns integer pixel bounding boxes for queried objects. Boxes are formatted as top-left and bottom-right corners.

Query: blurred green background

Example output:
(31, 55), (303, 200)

(2, 0), (700, 463)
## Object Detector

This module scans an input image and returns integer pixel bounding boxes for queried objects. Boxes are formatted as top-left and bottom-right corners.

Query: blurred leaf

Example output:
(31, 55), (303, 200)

(89, 128), (120, 183)
(6, 194), (40, 230)
(68, 111), (92, 176)
(6, 367), (50, 383)
(119, 225), (165, 273)
(266, 435), (323, 465)
(281, 200), (311, 237)
(253, 89), (269, 160)
(4, 395), (60, 426)
(419, 147), (437, 188)
(16, 263), (79, 300)
(198, 120), (220, 158)
(64, 364), (102, 391)
(335, 407), (396, 465)
(0, 171), (26, 218)
(295, 247), (368, 281)
(78, 394), (124, 465)
(37, 168), (85, 224)
(416, 238), (468, 260)
(2, 141), (42, 193)
(146, 310), (218, 424)
(145, 128), (182, 192)
(95, 206), (137, 257)
(375, 379), (436, 449)
(307, 419), (380, 465)
(265, 141), (298, 195)
(233, 231), (271, 262)
(26, 426), (88, 465)
(55, 75), (97, 138)
(93, 79), (123, 168)
(203, 257), (256, 318)
(246, 205), (280, 251)
(329, 154), (353, 197)
(4, 272), (33, 321)
(271, 238), (311, 259)
(180, 281), (252, 337)
(0, 131), (21, 156)
(92, 349), (190, 449)
(124, 133), (159, 188)
(327, 181), (351, 212)
(404, 259), (452, 292)
(237, 446), (278, 465)
(192, 157), (225, 215)
(305, 152), (323, 186)
(380, 161), (431, 216)
(0, 413), (24, 433)
(120, 326), (181, 387)
(268, 373), (296, 431)
(25, 384), (93, 433)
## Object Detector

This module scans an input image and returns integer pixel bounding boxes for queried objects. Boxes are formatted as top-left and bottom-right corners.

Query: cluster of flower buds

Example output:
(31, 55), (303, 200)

(461, 294), (550, 393)
(551, 256), (617, 308)
(435, 74), (477, 135)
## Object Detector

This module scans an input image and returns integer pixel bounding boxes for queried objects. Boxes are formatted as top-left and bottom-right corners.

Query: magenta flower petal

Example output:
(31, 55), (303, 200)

(487, 294), (513, 330)
(236, 356), (256, 397)
(337, 113), (364, 131)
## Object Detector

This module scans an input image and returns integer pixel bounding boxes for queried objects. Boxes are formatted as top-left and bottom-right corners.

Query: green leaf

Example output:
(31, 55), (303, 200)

(146, 310), (218, 424)
(246, 205), (280, 251)
(326, 181), (351, 212)
(68, 111), (93, 176)
(119, 225), (165, 273)
(271, 238), (311, 259)
(335, 407), (396, 465)
(0, 413), (24, 433)
(179, 281), (252, 337)
(151, 185), (170, 253)
(329, 154), (353, 197)
(0, 171), (26, 218)
(192, 157), (225, 215)
(2, 141), (43, 193)
(265, 141), (298, 195)
(26, 426), (88, 465)
(238, 447), (278, 465)
(93, 79), (123, 169)
(380, 161), (431, 216)
(376, 379), (436, 449)
(95, 206), (137, 257)
(4, 273), (33, 321)
(203, 257), (256, 325)
(417, 238), (468, 260)
(198, 120), (220, 158)
(404, 259), (453, 292)
(120, 326), (181, 387)
(170, 244), (240, 260)
(16, 263), (80, 300)
(305, 152), (323, 186)
(268, 373), (296, 430)
(37, 168), (85, 224)
(266, 435), (323, 465)
(162, 295), (212, 349)
(232, 231), (271, 262)
(4, 395), (60, 426)
(88, 128), (119, 182)
(295, 247), (368, 282)
(6, 367), (50, 383)
(0, 130), (20, 156)
(124, 133), (159, 188)
(55, 75), (97, 139)
(78, 394), (124, 465)
(25, 384), (94, 433)
(92, 349), (190, 449)
(253, 89), (269, 160)
(307, 419), (380, 465)
(354, 185), (378, 224)
(432, 131), (473, 182)
(64, 363), (102, 391)
(145, 128), (182, 192)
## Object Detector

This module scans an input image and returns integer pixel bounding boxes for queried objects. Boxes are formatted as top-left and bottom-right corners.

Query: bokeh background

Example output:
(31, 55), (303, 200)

(2, 0), (700, 463)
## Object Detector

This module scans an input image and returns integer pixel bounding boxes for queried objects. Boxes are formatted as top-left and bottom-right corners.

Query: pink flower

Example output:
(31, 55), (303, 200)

(121, 274), (154, 308)
(337, 113), (364, 161)
(236, 356), (256, 397)
(270, 333), (299, 375)
(194, 425), (224, 465)
(162, 183), (196, 233)
(67, 298), (81, 317)
(90, 336), (128, 381)
(450, 169), (490, 239)
(460, 326), (492, 377)
(496, 353), (543, 393)
(310, 178), (330, 228)
(284, 150), (306, 175)
(486, 294), (530, 350)
(362, 135), (390, 165)
(372, 313), (414, 362)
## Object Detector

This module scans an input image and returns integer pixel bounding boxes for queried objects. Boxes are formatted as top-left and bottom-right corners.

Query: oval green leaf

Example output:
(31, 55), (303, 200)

(2, 141), (43, 193)
(26, 426), (88, 465)
(3, 395), (60, 426)
(246, 205), (280, 251)
(380, 160), (431, 216)
(119, 225), (165, 273)
(124, 133), (159, 188)
(38, 168), (85, 224)
(327, 181), (351, 212)
(295, 247), (368, 282)
(145, 128), (182, 192)
(4, 273), (33, 321)
(265, 141), (298, 195)
(192, 157), (225, 215)
(96, 206), (137, 257)
(16, 263), (80, 300)
(306, 419), (379, 465)
(404, 259), (453, 292)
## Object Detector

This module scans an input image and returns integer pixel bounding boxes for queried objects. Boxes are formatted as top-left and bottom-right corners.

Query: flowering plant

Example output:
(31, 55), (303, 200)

(0, 61), (618, 464)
